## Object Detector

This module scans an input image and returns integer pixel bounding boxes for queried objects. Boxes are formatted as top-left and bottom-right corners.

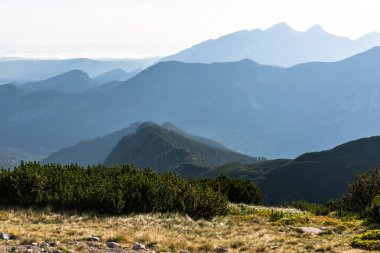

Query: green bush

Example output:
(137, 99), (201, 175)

(351, 230), (380, 250)
(290, 200), (330, 215)
(0, 162), (233, 219)
(269, 211), (284, 222)
(366, 195), (380, 223)
(201, 175), (262, 205)
(338, 163), (380, 214)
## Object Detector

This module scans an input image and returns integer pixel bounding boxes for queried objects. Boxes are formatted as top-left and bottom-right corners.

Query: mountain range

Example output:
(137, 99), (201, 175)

(201, 136), (380, 204)
(43, 122), (257, 167)
(41, 120), (380, 204)
(42, 122), (141, 166)
(162, 23), (380, 67)
(21, 70), (99, 93)
(0, 58), (156, 82)
(93, 68), (138, 84)
(1, 47), (380, 159)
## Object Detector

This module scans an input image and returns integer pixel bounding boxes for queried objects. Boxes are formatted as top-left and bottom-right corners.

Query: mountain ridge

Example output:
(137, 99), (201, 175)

(161, 23), (380, 67)
(104, 123), (259, 172)
(22, 69), (99, 93)
(1, 47), (380, 158)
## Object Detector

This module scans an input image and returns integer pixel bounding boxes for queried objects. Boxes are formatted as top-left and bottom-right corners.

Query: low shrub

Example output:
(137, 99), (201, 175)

(351, 230), (380, 250)
(269, 211), (284, 222)
(366, 195), (380, 223)
(0, 162), (231, 219)
(338, 163), (380, 214)
(275, 214), (309, 226)
(201, 175), (262, 205)
(290, 200), (330, 215)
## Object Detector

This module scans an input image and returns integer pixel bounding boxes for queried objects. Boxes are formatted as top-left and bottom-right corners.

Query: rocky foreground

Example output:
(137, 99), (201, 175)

(0, 238), (155, 253)
(0, 204), (369, 253)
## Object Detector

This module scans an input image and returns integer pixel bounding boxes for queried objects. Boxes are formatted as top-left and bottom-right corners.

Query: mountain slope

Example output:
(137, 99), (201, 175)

(104, 123), (258, 173)
(160, 122), (231, 151)
(161, 23), (380, 67)
(259, 136), (380, 204)
(93, 68), (138, 84)
(42, 121), (233, 167)
(205, 136), (380, 204)
(0, 58), (157, 81)
(42, 122), (141, 166)
(22, 70), (98, 93)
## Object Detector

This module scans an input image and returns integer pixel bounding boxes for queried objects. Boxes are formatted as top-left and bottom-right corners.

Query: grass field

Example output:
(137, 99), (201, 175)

(0, 203), (369, 253)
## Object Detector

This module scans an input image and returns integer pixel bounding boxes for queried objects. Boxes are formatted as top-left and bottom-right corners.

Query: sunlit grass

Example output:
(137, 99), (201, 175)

(0, 204), (366, 252)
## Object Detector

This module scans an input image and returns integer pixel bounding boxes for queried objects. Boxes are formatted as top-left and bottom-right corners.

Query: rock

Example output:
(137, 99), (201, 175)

(107, 241), (120, 248)
(31, 242), (38, 246)
(50, 241), (60, 247)
(299, 227), (324, 234)
(88, 236), (100, 241)
(0, 233), (10, 240)
(214, 247), (228, 253)
(40, 241), (49, 248)
(179, 251), (189, 253)
(133, 243), (146, 250)
(24, 249), (33, 253)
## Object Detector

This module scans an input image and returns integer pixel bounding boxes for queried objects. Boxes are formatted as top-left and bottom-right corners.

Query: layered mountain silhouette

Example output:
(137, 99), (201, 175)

(0, 58), (156, 82)
(208, 136), (380, 204)
(41, 121), (380, 205)
(1, 47), (380, 158)
(42, 122), (141, 166)
(104, 123), (258, 172)
(162, 23), (380, 67)
(22, 70), (98, 93)
(42, 122), (238, 167)
(93, 68), (138, 84)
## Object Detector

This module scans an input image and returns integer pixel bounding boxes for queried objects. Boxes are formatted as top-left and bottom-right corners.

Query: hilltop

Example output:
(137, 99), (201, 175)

(104, 123), (258, 173)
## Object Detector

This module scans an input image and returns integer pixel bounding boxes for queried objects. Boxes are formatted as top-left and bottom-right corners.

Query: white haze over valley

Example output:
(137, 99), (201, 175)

(0, 0), (380, 59)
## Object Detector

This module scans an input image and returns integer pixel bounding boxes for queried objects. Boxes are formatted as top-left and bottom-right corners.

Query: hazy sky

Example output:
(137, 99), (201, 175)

(1, 0), (380, 58)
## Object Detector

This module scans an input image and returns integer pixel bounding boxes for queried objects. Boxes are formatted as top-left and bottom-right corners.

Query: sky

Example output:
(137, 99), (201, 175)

(1, 0), (380, 59)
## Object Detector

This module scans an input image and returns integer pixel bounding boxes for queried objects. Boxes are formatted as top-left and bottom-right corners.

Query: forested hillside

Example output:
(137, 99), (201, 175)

(104, 123), (259, 172)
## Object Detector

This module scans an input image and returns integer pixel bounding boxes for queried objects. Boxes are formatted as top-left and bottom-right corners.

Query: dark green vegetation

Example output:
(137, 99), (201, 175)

(0, 162), (262, 219)
(201, 175), (262, 205)
(104, 123), (259, 172)
(351, 230), (380, 250)
(337, 163), (380, 218)
(44, 123), (380, 205)
(44, 122), (242, 167)
(206, 136), (380, 204)
(289, 200), (330, 216)
(327, 164), (380, 250)
(2, 47), (380, 158)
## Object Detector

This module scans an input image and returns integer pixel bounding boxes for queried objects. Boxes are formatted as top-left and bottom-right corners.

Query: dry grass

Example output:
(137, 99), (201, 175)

(0, 204), (369, 252)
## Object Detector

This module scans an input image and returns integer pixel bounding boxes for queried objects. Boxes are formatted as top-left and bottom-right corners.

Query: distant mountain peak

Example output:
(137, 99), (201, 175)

(93, 68), (136, 85)
(42, 69), (92, 83)
(306, 24), (325, 33)
(265, 22), (293, 32)
(104, 123), (257, 171)
(161, 22), (380, 67)
(22, 69), (98, 93)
